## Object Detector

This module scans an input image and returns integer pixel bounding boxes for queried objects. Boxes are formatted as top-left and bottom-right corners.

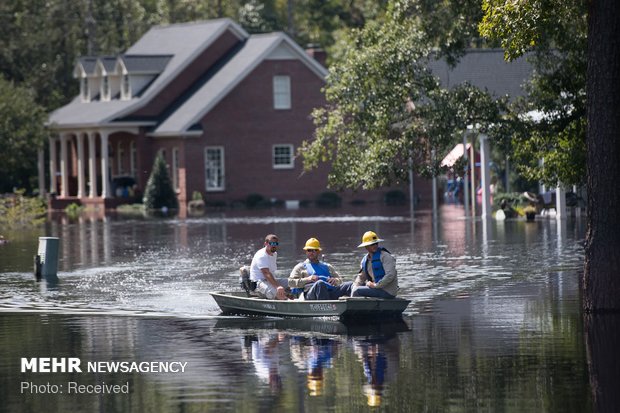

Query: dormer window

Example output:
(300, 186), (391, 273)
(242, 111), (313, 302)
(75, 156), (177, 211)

(81, 77), (90, 102)
(121, 74), (131, 100)
(101, 75), (111, 101)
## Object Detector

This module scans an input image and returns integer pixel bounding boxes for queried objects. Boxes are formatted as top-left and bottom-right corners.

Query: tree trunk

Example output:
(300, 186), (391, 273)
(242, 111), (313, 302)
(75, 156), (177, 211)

(584, 313), (620, 412)
(585, 3), (620, 410)
(584, 0), (620, 312)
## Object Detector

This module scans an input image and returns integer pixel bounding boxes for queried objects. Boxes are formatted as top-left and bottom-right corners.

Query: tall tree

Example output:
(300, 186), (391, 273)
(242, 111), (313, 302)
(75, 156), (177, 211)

(300, 1), (503, 190)
(0, 77), (47, 193)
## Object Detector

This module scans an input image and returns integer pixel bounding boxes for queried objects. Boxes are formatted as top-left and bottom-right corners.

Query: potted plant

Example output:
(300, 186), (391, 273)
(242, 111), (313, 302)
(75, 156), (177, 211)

(523, 205), (537, 221)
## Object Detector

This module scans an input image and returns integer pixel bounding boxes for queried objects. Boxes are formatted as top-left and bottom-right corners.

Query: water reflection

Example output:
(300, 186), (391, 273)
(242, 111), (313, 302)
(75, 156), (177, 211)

(290, 336), (338, 397)
(220, 317), (409, 407)
(354, 333), (399, 407)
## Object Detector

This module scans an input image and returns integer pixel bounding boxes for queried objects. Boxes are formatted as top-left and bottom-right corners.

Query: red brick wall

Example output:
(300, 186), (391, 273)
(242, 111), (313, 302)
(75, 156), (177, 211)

(184, 58), (331, 204)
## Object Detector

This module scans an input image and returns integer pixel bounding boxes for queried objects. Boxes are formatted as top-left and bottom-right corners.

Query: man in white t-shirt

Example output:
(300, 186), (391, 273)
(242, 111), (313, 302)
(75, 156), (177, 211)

(250, 234), (288, 300)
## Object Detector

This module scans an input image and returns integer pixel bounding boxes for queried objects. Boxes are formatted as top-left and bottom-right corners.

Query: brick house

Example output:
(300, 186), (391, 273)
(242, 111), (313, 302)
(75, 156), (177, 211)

(45, 18), (528, 213)
(47, 18), (414, 212)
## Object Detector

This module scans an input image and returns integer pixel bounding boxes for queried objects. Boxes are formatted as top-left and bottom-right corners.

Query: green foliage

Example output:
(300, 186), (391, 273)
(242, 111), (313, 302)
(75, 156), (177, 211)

(142, 153), (178, 211)
(64, 203), (84, 219)
(493, 192), (526, 208)
(479, 0), (587, 187)
(301, 3), (506, 190)
(116, 203), (145, 215)
(0, 189), (46, 228)
(0, 77), (47, 193)
(191, 191), (204, 201)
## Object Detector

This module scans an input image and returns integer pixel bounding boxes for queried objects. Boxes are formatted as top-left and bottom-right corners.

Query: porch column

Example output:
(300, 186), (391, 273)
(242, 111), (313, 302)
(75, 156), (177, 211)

(479, 133), (492, 220)
(88, 132), (97, 198)
(76, 133), (86, 198)
(37, 147), (46, 197)
(556, 184), (566, 220)
(100, 131), (110, 198)
(49, 136), (58, 194)
(60, 133), (69, 197)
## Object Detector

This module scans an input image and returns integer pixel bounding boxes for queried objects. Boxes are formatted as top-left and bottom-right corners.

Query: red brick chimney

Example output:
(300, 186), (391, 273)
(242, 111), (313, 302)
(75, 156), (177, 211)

(305, 45), (327, 68)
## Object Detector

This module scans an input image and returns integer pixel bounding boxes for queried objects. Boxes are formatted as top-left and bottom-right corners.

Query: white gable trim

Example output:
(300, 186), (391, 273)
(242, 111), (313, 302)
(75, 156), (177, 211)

(270, 35), (327, 79)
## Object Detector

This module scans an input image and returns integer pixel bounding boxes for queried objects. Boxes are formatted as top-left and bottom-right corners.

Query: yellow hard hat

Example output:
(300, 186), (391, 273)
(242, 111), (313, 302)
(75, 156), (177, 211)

(367, 393), (382, 407)
(364, 385), (383, 407)
(307, 375), (323, 396)
(303, 237), (322, 251)
(357, 231), (384, 248)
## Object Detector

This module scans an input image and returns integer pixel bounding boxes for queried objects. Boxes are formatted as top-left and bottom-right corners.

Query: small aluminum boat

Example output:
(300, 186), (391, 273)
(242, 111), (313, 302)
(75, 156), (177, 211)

(210, 291), (410, 319)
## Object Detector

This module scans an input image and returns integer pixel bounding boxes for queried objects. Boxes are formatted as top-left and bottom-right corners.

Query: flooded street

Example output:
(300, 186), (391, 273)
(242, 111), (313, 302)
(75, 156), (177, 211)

(0, 205), (591, 412)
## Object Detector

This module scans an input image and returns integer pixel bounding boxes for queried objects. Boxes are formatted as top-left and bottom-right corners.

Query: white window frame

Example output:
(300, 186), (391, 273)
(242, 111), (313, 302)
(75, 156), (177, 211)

(205, 146), (225, 191)
(273, 75), (291, 110)
(272, 144), (294, 169)
(172, 147), (179, 191)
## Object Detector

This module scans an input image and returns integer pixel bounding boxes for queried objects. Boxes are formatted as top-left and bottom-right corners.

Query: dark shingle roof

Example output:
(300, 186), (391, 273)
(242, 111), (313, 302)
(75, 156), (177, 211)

(77, 57), (98, 75)
(429, 49), (533, 99)
(99, 56), (118, 73)
(121, 55), (172, 73)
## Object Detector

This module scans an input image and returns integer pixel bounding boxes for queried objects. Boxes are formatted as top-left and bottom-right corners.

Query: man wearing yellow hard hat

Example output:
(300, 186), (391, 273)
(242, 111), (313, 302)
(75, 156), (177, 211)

(352, 231), (398, 298)
(289, 237), (352, 300)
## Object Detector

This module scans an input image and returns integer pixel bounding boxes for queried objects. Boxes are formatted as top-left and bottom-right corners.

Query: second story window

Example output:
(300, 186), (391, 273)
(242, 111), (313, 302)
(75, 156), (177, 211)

(273, 75), (291, 110)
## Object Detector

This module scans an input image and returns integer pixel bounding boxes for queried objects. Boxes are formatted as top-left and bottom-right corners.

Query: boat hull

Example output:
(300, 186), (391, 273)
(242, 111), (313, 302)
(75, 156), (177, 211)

(210, 292), (410, 319)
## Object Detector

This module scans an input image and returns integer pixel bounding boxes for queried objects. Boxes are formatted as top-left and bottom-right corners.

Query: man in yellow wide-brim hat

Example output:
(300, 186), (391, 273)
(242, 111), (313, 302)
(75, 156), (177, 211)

(352, 231), (398, 299)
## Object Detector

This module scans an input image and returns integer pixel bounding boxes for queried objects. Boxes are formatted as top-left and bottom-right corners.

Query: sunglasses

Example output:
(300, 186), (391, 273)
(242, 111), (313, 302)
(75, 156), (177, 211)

(305, 249), (319, 252)
(268, 241), (279, 246)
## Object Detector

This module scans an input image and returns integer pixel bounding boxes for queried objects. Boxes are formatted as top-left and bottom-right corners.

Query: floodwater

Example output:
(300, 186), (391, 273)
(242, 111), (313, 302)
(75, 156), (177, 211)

(0, 205), (592, 412)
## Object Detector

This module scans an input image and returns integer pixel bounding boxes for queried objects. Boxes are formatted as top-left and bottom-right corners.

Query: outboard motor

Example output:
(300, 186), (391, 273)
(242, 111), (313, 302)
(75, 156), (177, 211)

(239, 266), (257, 296)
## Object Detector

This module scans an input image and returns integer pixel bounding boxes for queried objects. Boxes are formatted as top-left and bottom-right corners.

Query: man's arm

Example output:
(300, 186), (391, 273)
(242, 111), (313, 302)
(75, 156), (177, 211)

(261, 267), (286, 299)
(326, 263), (343, 286)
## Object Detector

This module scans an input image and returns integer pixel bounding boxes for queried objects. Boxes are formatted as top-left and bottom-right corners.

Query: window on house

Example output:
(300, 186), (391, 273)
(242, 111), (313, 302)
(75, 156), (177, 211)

(81, 77), (89, 102)
(121, 74), (130, 100)
(273, 75), (291, 109)
(130, 141), (137, 177)
(172, 147), (179, 191)
(101, 75), (110, 101)
(273, 144), (294, 169)
(205, 147), (224, 191)
(117, 142), (125, 174)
